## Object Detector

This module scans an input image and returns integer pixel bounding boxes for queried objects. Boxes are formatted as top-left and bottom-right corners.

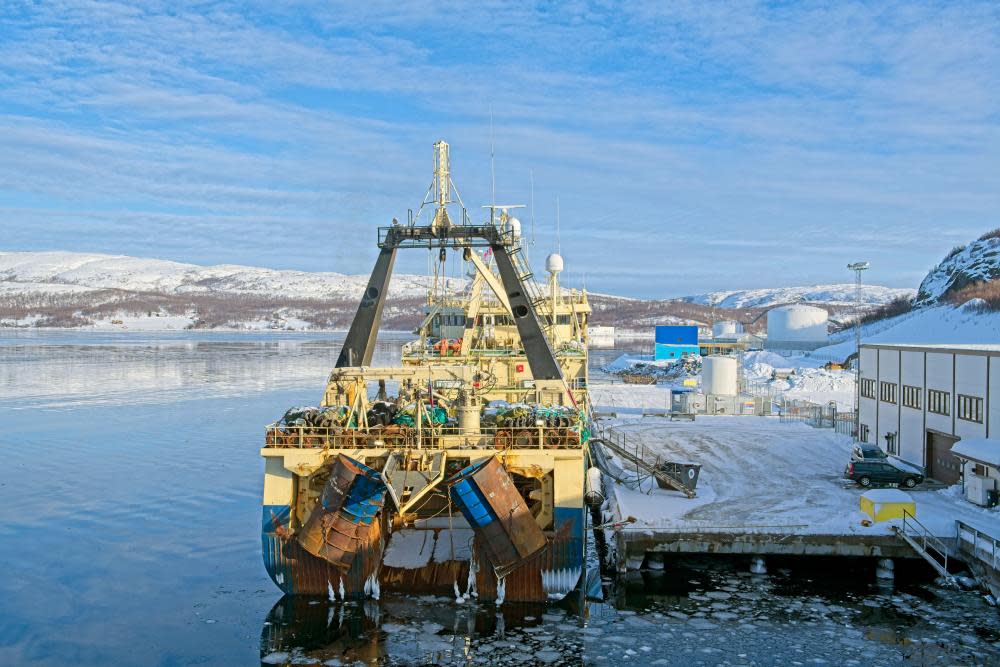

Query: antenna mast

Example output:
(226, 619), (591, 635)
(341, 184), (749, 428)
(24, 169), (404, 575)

(556, 196), (561, 254)
(489, 110), (496, 227)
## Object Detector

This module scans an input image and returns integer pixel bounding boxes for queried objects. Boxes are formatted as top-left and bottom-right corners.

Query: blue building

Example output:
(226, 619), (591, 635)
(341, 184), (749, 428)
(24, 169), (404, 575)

(654, 325), (700, 360)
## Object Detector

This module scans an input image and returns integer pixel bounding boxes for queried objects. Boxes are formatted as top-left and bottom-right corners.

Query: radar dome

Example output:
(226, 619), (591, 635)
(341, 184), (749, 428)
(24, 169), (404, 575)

(546, 253), (564, 275)
(506, 216), (522, 239)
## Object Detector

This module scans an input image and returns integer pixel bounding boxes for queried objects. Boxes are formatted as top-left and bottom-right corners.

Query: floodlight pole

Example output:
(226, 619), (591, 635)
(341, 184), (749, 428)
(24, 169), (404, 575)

(848, 261), (870, 440)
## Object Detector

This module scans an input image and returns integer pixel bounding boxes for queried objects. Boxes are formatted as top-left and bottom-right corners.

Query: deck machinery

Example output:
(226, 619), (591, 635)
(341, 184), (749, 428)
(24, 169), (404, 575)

(260, 141), (593, 603)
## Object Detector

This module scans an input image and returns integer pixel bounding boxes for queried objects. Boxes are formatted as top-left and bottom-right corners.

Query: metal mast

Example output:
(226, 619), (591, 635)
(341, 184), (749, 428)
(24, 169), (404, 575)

(848, 261), (870, 439)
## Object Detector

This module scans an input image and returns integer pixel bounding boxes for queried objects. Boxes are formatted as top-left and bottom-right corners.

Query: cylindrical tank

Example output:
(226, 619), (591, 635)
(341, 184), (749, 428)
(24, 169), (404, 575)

(457, 391), (481, 435)
(702, 355), (738, 396)
(585, 467), (605, 507)
(766, 304), (829, 342)
(712, 320), (742, 338)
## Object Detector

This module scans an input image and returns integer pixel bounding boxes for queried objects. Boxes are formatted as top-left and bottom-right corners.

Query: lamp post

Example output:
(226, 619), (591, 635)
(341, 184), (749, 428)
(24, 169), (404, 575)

(847, 261), (870, 440)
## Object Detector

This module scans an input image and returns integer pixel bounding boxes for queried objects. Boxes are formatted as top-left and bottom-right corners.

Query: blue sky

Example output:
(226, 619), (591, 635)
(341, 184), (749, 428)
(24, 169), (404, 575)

(1, 1), (998, 298)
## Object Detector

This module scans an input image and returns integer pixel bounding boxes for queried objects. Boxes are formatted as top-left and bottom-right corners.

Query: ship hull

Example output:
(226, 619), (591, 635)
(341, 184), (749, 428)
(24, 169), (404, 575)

(261, 447), (586, 602)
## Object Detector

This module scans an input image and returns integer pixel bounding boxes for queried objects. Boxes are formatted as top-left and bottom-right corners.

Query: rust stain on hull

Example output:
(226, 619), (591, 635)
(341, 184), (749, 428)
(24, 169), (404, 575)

(296, 454), (386, 572)
(447, 455), (548, 577)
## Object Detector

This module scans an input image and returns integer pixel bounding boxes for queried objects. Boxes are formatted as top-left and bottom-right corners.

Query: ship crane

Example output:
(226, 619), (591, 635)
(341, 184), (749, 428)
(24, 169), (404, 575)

(338, 142), (566, 398)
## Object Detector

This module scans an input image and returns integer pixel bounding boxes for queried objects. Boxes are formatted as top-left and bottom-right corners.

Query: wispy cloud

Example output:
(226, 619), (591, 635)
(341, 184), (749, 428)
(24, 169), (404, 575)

(1, 1), (998, 297)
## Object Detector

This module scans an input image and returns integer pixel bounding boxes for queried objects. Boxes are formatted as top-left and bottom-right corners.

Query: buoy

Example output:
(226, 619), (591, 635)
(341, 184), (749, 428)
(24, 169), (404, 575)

(584, 467), (605, 507)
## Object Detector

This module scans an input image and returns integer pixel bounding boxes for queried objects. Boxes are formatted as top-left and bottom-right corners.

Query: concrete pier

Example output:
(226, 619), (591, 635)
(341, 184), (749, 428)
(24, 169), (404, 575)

(615, 528), (928, 572)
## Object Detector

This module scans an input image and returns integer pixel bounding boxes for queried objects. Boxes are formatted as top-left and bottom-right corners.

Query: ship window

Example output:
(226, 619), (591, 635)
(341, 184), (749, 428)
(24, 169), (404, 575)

(557, 315), (571, 325)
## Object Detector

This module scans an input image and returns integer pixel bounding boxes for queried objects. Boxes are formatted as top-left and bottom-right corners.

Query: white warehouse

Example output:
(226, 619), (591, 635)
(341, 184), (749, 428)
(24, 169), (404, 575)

(859, 343), (1000, 504)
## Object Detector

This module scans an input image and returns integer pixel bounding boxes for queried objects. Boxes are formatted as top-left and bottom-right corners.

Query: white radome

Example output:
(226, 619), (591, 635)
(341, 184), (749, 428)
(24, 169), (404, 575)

(506, 216), (522, 239)
(545, 252), (564, 275)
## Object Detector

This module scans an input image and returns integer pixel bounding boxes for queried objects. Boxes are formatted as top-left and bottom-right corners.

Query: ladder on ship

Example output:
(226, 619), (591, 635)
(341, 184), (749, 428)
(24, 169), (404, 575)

(506, 241), (556, 339)
(594, 427), (697, 498)
(893, 509), (955, 581)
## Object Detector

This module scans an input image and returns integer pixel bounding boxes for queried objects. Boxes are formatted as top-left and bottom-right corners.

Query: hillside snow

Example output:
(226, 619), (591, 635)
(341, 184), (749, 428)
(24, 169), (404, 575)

(815, 303), (1000, 360)
(685, 284), (914, 309)
(0, 251), (463, 299)
(915, 235), (1000, 304)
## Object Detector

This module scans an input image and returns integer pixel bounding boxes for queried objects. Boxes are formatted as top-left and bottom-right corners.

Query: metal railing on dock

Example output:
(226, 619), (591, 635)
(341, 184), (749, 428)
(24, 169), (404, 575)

(894, 509), (952, 579)
(956, 520), (1000, 573)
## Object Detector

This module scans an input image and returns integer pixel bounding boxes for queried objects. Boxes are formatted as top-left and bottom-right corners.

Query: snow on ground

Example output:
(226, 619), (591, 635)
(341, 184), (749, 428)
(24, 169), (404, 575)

(685, 283), (915, 309)
(742, 350), (855, 409)
(597, 413), (999, 540)
(814, 304), (1000, 360)
(0, 281), (101, 295)
(87, 313), (198, 331)
(599, 350), (855, 409)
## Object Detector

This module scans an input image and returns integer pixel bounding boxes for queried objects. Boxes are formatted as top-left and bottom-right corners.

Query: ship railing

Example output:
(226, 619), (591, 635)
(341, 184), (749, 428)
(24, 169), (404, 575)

(264, 422), (585, 450)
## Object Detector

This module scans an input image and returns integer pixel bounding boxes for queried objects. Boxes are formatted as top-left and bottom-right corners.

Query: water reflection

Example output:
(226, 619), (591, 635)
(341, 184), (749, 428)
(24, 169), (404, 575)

(255, 556), (1000, 665)
(0, 332), (410, 408)
(260, 596), (578, 666)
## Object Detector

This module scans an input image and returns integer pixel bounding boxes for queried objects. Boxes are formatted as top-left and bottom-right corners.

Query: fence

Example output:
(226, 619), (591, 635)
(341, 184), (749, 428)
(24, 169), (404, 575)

(777, 398), (856, 437)
(957, 520), (1000, 573)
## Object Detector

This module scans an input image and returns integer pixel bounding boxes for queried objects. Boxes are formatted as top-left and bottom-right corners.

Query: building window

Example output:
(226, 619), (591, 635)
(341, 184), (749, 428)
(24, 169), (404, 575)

(957, 394), (983, 423)
(879, 381), (897, 404)
(902, 385), (921, 410)
(860, 378), (876, 399)
(860, 423), (870, 443)
(928, 389), (950, 416)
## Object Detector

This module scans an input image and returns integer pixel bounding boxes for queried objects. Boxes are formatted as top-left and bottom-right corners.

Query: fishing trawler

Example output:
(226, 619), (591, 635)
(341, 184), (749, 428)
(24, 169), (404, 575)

(260, 140), (593, 603)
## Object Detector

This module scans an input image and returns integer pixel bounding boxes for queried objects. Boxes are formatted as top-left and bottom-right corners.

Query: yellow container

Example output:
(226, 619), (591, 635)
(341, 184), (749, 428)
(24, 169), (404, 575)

(860, 489), (915, 523)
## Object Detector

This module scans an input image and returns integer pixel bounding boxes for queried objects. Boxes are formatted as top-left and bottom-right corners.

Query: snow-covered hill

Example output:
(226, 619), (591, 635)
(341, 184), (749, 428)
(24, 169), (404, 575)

(915, 233), (1000, 305)
(684, 284), (914, 309)
(0, 251), (463, 299)
(814, 302), (1000, 360)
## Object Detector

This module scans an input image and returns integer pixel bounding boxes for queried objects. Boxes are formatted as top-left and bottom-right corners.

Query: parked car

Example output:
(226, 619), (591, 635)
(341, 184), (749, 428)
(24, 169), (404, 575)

(844, 459), (924, 489)
(851, 442), (888, 462)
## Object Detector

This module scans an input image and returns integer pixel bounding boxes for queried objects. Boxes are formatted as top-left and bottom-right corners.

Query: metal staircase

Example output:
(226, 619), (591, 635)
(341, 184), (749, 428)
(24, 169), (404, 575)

(894, 509), (954, 581)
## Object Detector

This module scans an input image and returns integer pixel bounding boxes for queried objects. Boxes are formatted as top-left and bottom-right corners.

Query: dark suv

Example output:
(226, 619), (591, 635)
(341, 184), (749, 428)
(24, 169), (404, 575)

(844, 459), (924, 489)
(851, 443), (887, 462)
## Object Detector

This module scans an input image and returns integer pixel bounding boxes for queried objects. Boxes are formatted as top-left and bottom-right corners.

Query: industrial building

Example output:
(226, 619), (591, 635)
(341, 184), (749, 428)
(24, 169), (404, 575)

(858, 343), (1000, 505)
(700, 319), (764, 355)
(764, 304), (829, 351)
(654, 325), (699, 360)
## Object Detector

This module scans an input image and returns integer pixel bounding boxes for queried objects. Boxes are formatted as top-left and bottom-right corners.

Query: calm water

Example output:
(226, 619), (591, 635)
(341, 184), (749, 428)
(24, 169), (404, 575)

(0, 331), (997, 666)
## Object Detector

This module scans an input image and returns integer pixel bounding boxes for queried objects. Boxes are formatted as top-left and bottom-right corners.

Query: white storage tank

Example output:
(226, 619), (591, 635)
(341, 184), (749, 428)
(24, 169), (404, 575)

(766, 304), (829, 343)
(712, 320), (742, 338)
(702, 355), (738, 396)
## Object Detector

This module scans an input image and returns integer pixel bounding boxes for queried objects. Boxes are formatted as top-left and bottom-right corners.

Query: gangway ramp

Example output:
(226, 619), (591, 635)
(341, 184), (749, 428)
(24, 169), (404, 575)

(593, 427), (697, 498)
